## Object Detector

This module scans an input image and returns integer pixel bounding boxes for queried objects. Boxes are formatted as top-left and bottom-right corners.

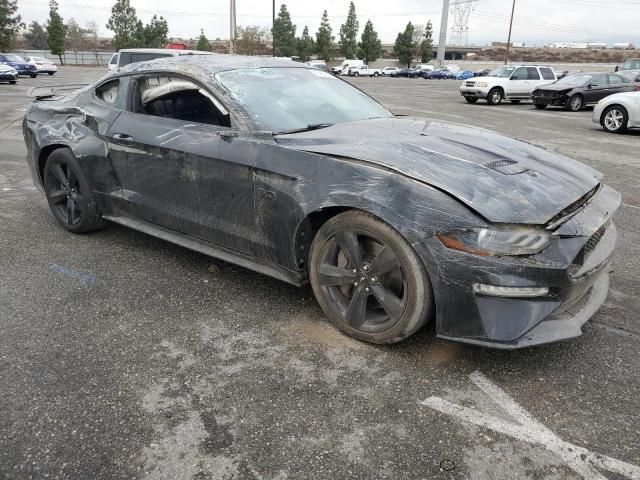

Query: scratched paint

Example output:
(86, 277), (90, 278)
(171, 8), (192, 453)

(49, 263), (97, 286)
(420, 372), (640, 480)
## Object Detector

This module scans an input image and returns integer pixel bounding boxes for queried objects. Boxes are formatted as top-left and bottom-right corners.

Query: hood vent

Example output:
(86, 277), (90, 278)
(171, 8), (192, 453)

(483, 159), (529, 175)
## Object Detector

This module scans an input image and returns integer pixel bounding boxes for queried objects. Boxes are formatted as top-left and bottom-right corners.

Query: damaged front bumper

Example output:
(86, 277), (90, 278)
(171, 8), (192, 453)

(412, 185), (620, 349)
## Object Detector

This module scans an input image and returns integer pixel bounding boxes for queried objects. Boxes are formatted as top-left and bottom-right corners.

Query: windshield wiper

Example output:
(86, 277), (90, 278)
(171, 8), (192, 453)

(275, 123), (334, 135)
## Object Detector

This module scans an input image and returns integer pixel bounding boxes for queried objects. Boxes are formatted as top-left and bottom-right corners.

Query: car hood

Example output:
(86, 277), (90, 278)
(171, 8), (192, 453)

(275, 118), (602, 225)
(0, 64), (16, 72)
(535, 83), (579, 92)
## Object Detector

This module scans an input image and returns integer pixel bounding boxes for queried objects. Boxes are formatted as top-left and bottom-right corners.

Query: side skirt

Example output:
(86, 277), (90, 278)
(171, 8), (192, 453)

(104, 215), (303, 287)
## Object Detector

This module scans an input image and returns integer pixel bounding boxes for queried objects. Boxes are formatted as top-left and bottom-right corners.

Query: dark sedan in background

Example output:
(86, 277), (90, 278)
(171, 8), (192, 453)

(532, 72), (635, 111)
(0, 53), (37, 78)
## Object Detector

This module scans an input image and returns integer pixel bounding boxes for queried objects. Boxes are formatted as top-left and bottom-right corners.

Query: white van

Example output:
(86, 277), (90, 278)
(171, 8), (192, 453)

(112, 48), (213, 70)
(332, 59), (364, 76)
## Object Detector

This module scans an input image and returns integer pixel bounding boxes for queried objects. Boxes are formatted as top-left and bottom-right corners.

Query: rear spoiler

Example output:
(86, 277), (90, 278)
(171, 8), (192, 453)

(27, 84), (89, 100)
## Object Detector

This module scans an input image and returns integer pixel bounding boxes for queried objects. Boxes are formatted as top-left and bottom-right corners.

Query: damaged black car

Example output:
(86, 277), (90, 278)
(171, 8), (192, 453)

(532, 72), (634, 111)
(23, 55), (620, 348)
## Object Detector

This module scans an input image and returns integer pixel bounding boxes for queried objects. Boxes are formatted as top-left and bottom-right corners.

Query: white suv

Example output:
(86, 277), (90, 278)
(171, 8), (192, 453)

(460, 65), (557, 105)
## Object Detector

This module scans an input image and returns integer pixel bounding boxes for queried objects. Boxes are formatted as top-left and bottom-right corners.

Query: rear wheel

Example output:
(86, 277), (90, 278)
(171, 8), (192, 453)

(43, 148), (105, 233)
(48, 72), (55, 75)
(486, 88), (503, 105)
(354, 72), (360, 77)
(566, 94), (583, 111)
(601, 105), (628, 133)
(373, 72), (379, 77)
(309, 210), (433, 344)
(534, 103), (547, 110)
(465, 97), (479, 104)
(9, 80), (16, 84)
(30, 74), (37, 78)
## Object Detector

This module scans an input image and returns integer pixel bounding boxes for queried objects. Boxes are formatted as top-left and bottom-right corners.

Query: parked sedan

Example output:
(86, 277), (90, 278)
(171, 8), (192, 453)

(381, 67), (400, 76)
(0, 64), (18, 84)
(593, 91), (640, 133)
(532, 73), (635, 111)
(0, 53), (37, 77)
(454, 70), (475, 81)
(24, 56), (57, 75)
(424, 69), (449, 79)
(23, 55), (619, 349)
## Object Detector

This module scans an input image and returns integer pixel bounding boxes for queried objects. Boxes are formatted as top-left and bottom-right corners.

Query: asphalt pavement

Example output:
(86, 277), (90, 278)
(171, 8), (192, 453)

(1, 67), (639, 480)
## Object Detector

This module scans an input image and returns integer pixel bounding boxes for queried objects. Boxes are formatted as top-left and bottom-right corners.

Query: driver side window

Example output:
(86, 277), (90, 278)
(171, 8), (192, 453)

(511, 67), (528, 80)
(131, 75), (231, 128)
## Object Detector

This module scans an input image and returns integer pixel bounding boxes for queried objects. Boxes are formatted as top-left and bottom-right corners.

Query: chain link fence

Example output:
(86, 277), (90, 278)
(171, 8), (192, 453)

(14, 50), (115, 66)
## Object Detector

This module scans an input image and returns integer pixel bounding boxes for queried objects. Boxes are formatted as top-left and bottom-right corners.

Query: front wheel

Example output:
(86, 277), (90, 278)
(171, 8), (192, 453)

(373, 72), (379, 77)
(30, 74), (37, 78)
(9, 80), (17, 84)
(354, 72), (360, 77)
(566, 94), (583, 111)
(534, 103), (547, 110)
(309, 210), (434, 344)
(43, 148), (106, 233)
(465, 97), (479, 104)
(48, 72), (55, 75)
(486, 88), (503, 105)
(601, 105), (628, 133)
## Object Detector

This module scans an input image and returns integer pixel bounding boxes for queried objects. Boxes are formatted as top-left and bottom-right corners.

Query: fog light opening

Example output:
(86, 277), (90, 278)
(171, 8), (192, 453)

(473, 284), (549, 298)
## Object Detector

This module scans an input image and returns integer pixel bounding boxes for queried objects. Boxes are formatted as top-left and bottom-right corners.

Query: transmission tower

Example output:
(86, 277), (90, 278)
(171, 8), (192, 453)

(450, 0), (479, 46)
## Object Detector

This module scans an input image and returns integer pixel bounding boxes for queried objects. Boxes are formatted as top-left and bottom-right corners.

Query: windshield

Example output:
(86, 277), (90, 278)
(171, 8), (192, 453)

(556, 74), (593, 86)
(623, 59), (640, 70)
(5, 54), (25, 62)
(488, 67), (515, 77)
(216, 67), (392, 133)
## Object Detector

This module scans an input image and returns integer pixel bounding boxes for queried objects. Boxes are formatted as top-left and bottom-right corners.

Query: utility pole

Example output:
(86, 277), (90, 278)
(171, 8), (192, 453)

(272, 0), (276, 56)
(504, 0), (516, 64)
(436, 0), (450, 67)
(229, 0), (236, 54)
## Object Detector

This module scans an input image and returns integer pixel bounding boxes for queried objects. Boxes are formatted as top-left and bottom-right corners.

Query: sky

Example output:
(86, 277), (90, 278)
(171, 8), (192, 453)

(17, 0), (640, 46)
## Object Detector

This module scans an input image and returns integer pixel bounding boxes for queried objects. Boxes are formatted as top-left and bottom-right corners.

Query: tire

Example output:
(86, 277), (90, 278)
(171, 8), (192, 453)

(601, 105), (628, 134)
(354, 72), (360, 77)
(48, 72), (55, 75)
(373, 72), (379, 77)
(465, 97), (479, 104)
(510, 100), (521, 104)
(43, 148), (106, 233)
(566, 94), (583, 112)
(309, 210), (434, 344)
(534, 103), (547, 110)
(9, 80), (16, 84)
(486, 88), (503, 105)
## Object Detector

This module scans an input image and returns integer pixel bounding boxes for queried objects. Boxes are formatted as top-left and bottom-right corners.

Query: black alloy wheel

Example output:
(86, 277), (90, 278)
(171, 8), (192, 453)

(309, 211), (433, 344)
(43, 149), (105, 233)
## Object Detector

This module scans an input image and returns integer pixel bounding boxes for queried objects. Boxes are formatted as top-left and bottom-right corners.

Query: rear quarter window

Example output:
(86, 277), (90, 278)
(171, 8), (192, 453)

(95, 79), (120, 104)
(540, 68), (555, 80)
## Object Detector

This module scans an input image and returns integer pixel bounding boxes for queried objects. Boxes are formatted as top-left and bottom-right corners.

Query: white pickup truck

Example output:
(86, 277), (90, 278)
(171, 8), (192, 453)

(348, 65), (383, 77)
(460, 65), (557, 105)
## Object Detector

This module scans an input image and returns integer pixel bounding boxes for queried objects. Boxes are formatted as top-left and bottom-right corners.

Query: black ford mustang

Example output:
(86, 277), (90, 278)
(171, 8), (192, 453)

(23, 55), (620, 348)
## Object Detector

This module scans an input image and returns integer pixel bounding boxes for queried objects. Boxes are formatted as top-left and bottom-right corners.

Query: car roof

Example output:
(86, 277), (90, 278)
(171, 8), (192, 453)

(118, 53), (306, 76)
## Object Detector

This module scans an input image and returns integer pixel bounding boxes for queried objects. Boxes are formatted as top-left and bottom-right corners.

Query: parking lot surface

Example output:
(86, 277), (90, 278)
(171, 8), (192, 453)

(1, 67), (639, 480)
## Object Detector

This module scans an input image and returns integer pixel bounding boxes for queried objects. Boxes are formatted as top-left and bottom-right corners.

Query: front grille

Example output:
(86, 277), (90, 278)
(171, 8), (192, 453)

(465, 81), (475, 87)
(569, 220), (610, 276)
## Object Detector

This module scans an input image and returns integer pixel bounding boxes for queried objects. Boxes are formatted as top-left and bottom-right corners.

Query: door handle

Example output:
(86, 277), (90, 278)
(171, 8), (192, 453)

(111, 133), (135, 145)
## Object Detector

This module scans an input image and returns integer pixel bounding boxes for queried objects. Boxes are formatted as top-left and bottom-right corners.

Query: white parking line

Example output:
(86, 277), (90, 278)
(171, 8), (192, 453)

(420, 371), (640, 479)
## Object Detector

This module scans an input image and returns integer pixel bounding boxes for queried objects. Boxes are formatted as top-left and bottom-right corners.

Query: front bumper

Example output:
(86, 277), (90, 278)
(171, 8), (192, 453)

(532, 91), (567, 106)
(36, 65), (57, 73)
(0, 72), (18, 81)
(412, 184), (621, 349)
(460, 86), (490, 98)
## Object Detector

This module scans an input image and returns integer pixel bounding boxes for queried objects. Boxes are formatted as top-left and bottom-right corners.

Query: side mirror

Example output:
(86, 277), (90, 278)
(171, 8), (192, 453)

(510, 76), (518, 80)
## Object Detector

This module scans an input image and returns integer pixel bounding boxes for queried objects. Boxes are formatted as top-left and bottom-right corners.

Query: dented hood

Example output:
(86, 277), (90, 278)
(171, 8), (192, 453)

(275, 118), (602, 225)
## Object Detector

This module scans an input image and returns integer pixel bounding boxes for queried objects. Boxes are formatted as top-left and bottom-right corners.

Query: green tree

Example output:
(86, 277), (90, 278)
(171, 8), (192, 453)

(0, 0), (23, 51)
(393, 22), (415, 68)
(235, 25), (269, 56)
(65, 18), (85, 63)
(272, 4), (296, 57)
(296, 25), (314, 62)
(142, 15), (168, 48)
(315, 10), (334, 62)
(24, 20), (48, 50)
(420, 20), (433, 63)
(339, 1), (358, 59)
(47, 0), (66, 64)
(106, 0), (140, 50)
(357, 19), (381, 65)
(196, 28), (211, 51)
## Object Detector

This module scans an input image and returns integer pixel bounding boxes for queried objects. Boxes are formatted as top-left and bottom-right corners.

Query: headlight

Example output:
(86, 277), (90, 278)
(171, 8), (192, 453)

(437, 227), (555, 256)
(476, 82), (489, 87)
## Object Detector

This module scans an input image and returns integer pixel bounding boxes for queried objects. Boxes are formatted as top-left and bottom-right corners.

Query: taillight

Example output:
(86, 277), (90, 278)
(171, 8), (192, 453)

(636, 85), (640, 91)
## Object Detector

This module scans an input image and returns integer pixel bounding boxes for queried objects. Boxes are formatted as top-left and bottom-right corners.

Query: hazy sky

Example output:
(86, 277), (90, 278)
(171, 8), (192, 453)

(17, 0), (640, 46)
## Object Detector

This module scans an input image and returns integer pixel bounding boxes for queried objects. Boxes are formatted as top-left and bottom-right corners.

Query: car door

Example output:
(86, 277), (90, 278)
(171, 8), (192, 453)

(106, 73), (259, 255)
(506, 67), (530, 97)
(608, 74), (633, 94)
(584, 74), (610, 103)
